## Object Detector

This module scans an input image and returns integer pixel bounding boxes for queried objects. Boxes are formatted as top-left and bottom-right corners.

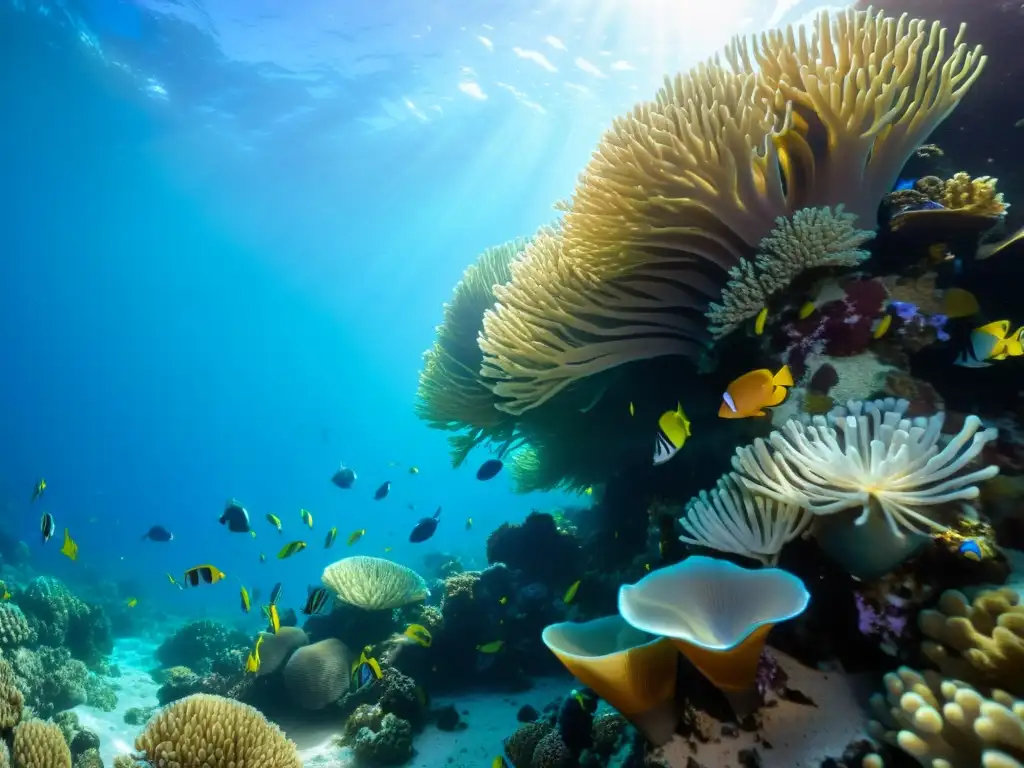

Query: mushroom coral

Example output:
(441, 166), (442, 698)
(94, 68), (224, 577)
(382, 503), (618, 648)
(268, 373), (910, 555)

(477, 8), (986, 416)
(617, 556), (809, 715)
(414, 237), (528, 467)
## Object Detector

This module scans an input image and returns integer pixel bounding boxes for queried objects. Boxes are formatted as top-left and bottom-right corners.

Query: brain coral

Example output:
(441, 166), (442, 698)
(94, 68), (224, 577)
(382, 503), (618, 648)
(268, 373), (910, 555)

(282, 639), (350, 710)
(0, 606), (33, 649)
(322, 557), (429, 611)
(256, 627), (308, 677)
(134, 694), (301, 768)
(12, 719), (72, 768)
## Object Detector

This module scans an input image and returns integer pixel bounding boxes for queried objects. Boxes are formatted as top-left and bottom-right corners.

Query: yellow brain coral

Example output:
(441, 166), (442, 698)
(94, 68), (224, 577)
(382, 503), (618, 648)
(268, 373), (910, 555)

(12, 719), (71, 768)
(919, 588), (1024, 697)
(476, 8), (986, 415)
(134, 694), (301, 768)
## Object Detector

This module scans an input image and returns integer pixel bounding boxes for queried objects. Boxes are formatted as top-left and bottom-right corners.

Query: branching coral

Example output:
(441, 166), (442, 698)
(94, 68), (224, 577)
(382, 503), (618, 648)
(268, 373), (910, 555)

(133, 694), (301, 768)
(942, 172), (1007, 216)
(867, 667), (1024, 767)
(918, 588), (1024, 697)
(415, 238), (527, 466)
(706, 206), (873, 338)
(731, 398), (999, 538)
(680, 472), (812, 565)
(731, 8), (987, 222)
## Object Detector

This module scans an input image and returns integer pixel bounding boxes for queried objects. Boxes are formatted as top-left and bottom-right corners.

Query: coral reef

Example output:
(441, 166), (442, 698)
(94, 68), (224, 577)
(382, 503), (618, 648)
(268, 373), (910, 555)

(9, 646), (89, 717)
(351, 712), (413, 767)
(18, 577), (112, 668)
(486, 512), (581, 589)
(154, 619), (249, 674)
(322, 557), (429, 611)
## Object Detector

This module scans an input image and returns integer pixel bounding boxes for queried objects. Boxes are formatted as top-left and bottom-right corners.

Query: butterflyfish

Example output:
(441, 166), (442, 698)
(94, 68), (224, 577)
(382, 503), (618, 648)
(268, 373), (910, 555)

(303, 586), (331, 616)
(268, 604), (281, 634)
(126, 598), (138, 608)
(492, 757), (509, 768)
(653, 402), (691, 466)
(476, 640), (504, 654)
(719, 365), (794, 419)
(955, 320), (1024, 368)
(245, 634), (264, 674)
(219, 498), (251, 533)
(351, 649), (383, 689)
(332, 463), (357, 489)
(300, 509), (313, 528)
(240, 586), (251, 613)
(166, 573), (183, 590)
(0, 584), (10, 601)
(943, 288), (981, 319)
(754, 306), (768, 335)
(402, 624), (433, 648)
(266, 513), (282, 532)
(40, 512), (55, 543)
(277, 541), (307, 559)
(347, 529), (366, 546)
(269, 582), (283, 605)
(183, 565), (226, 587)
(60, 529), (78, 561)
(325, 527), (337, 548)
(31, 478), (46, 503)
(563, 580), (581, 604)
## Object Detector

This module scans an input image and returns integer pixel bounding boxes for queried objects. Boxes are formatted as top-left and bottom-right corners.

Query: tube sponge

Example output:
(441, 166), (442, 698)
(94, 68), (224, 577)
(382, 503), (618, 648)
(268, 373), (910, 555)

(617, 556), (809, 698)
(541, 615), (678, 746)
(12, 719), (71, 768)
(321, 556), (429, 611)
(919, 588), (1024, 697)
(867, 666), (1024, 767)
(134, 694), (301, 768)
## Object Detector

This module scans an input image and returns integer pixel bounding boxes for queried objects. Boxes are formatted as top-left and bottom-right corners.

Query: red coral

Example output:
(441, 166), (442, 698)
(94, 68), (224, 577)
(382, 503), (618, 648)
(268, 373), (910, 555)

(775, 278), (888, 377)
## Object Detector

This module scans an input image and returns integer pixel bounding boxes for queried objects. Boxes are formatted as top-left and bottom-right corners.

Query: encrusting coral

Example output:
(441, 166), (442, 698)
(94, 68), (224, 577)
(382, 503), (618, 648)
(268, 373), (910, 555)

(12, 719), (72, 768)
(321, 557), (429, 611)
(133, 693), (301, 768)
(918, 588), (1024, 697)
(866, 666), (1024, 767)
(414, 237), (527, 466)
(706, 206), (873, 338)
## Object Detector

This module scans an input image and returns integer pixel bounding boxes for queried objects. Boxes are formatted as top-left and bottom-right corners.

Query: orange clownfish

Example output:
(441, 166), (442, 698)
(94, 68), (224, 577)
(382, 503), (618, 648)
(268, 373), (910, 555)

(718, 365), (793, 419)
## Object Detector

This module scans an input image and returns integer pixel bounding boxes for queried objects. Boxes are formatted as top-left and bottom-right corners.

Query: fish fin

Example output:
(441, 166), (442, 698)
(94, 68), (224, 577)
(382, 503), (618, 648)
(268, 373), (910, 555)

(764, 384), (789, 407)
(773, 365), (794, 387)
(751, 408), (768, 417)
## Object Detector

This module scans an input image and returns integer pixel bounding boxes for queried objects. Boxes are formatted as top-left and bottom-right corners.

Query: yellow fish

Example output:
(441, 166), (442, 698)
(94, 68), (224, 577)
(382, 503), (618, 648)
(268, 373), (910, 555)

(719, 365), (793, 419)
(465, 518), (473, 531)
(348, 529), (366, 546)
(250, 530), (257, 539)
(476, 640), (504, 654)
(268, 604), (281, 634)
(245, 635), (264, 674)
(277, 541), (307, 559)
(325, 527), (338, 548)
(300, 509), (313, 528)
(266, 513), (282, 532)
(499, 596), (508, 605)
(653, 402), (691, 466)
(943, 288), (980, 319)
(383, 546), (393, 553)
(409, 466), (419, 475)
(955, 320), (1024, 367)
(240, 586), (251, 614)
(629, 401), (635, 417)
(183, 565), (226, 586)
(754, 306), (768, 335)
(126, 598), (138, 608)
(60, 529), (78, 561)
(563, 580), (581, 604)
(0, 581), (10, 601)
(492, 757), (509, 768)
(873, 314), (893, 339)
(582, 487), (593, 496)
(798, 301), (816, 319)
(31, 478), (46, 503)
(402, 624), (432, 648)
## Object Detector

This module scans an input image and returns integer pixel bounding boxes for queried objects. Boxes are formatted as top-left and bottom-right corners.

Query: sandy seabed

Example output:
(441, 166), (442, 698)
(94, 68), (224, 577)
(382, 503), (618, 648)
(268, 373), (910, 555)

(71, 641), (869, 768)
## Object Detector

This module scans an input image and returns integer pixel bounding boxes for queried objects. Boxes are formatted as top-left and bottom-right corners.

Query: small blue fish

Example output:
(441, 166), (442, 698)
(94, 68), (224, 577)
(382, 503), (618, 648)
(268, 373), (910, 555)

(894, 178), (917, 191)
(959, 539), (983, 562)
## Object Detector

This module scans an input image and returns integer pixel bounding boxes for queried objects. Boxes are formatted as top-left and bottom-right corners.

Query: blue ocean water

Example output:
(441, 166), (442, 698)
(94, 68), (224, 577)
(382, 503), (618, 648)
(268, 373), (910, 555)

(0, 0), (828, 624)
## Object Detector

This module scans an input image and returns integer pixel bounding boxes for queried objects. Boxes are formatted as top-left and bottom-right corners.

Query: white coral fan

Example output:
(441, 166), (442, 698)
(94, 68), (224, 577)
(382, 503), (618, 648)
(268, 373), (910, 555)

(731, 398), (999, 538)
